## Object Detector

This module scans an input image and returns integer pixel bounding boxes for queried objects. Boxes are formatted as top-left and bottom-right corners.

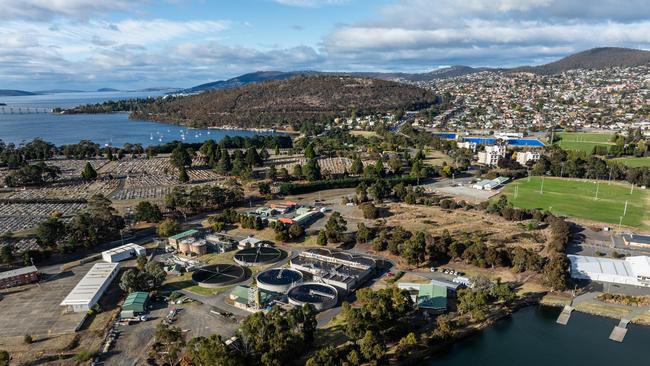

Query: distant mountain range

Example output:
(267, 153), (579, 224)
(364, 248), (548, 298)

(180, 47), (650, 93)
(0, 86), (181, 97)
(2, 47), (648, 97)
(0, 89), (38, 96)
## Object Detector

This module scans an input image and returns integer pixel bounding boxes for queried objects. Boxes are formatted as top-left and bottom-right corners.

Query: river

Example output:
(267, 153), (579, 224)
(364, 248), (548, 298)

(429, 306), (650, 365)
(0, 91), (275, 146)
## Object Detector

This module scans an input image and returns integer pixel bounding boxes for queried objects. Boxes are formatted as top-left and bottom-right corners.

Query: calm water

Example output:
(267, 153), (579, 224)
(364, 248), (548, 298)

(430, 306), (650, 366)
(0, 91), (274, 146)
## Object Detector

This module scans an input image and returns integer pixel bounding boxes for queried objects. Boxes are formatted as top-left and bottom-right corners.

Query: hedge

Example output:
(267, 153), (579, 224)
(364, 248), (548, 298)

(279, 176), (420, 195)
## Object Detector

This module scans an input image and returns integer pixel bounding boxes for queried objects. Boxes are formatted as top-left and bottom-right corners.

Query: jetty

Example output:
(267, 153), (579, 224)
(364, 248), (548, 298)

(556, 305), (574, 325)
(0, 106), (53, 114)
(609, 319), (629, 342)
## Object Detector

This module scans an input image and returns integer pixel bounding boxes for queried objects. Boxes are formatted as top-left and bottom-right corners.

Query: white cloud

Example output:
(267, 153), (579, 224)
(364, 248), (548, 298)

(0, 0), (146, 21)
(321, 0), (650, 68)
(273, 0), (348, 7)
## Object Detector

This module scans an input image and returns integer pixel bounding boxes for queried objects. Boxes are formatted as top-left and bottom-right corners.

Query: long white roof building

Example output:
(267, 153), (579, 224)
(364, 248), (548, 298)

(568, 255), (650, 287)
(60, 262), (120, 312)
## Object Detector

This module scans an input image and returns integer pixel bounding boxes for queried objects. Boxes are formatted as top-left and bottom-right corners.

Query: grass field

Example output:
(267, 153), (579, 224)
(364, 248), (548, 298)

(555, 132), (614, 154)
(611, 157), (650, 168)
(502, 176), (650, 229)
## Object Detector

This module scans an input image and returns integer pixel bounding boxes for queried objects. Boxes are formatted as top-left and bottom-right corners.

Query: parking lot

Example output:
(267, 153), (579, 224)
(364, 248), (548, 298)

(0, 262), (96, 337)
(105, 302), (239, 366)
(422, 177), (498, 202)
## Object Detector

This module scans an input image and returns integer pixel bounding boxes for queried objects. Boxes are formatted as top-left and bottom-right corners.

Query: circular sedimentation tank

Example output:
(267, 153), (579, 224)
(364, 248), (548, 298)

(256, 268), (303, 293)
(287, 282), (338, 311)
(191, 264), (246, 288)
(234, 247), (284, 266)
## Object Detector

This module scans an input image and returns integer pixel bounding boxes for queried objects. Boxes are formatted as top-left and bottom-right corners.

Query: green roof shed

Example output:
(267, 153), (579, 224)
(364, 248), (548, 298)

(122, 292), (149, 313)
(417, 284), (447, 311)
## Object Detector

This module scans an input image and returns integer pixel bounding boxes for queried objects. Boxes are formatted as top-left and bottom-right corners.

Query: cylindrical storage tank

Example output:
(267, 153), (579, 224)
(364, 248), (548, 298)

(178, 241), (191, 255)
(178, 242), (190, 254)
(191, 242), (207, 256)
(256, 268), (303, 293)
(287, 282), (338, 311)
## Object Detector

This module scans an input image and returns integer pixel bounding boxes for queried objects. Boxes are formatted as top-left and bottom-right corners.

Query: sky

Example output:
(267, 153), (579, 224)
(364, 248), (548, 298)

(0, 0), (649, 90)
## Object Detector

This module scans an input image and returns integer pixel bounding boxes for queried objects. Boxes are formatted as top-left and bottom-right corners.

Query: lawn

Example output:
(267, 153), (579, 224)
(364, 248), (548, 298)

(555, 132), (614, 154)
(611, 157), (650, 168)
(501, 176), (650, 229)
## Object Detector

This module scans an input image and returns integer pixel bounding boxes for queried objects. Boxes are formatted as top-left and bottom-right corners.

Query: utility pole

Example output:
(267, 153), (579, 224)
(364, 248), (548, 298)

(618, 216), (623, 232)
(630, 184), (634, 195)
(594, 181), (599, 200)
(623, 200), (628, 216)
(540, 176), (544, 194)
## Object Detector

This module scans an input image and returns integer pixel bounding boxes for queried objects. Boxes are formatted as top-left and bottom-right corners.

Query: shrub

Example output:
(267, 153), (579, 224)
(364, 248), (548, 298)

(23, 334), (33, 344)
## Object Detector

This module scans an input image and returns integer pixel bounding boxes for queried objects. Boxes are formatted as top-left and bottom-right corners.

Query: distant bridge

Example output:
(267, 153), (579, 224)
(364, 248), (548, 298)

(0, 106), (53, 114)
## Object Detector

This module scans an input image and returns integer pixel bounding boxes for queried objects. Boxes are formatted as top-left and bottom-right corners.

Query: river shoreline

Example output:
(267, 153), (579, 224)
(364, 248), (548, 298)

(396, 292), (650, 365)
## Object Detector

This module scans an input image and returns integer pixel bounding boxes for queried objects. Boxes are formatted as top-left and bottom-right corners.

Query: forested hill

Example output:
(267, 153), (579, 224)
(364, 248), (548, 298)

(131, 76), (437, 129)
(510, 47), (650, 75)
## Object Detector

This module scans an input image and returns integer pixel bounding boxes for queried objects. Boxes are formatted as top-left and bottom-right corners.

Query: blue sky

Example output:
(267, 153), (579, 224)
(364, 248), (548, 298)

(0, 0), (649, 90)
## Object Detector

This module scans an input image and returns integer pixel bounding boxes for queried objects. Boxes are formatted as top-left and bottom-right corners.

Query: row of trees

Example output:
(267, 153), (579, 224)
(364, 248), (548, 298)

(530, 145), (650, 187)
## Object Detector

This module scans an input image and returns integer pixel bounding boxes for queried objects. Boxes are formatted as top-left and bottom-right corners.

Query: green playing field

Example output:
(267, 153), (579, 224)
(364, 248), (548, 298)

(501, 176), (649, 229)
(555, 132), (614, 154)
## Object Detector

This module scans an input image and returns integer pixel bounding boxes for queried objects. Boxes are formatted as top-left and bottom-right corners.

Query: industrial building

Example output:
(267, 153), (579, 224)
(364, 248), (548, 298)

(61, 262), (120, 313)
(568, 255), (650, 287)
(622, 234), (650, 249)
(290, 248), (376, 291)
(398, 282), (448, 313)
(0, 265), (38, 289)
(229, 285), (278, 312)
(102, 243), (146, 263)
(245, 203), (322, 228)
(121, 292), (150, 317)
(472, 176), (510, 190)
(168, 229), (200, 248)
(205, 234), (237, 253)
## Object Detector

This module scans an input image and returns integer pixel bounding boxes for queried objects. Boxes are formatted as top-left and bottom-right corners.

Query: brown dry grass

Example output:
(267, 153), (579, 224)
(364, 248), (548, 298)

(384, 203), (548, 252)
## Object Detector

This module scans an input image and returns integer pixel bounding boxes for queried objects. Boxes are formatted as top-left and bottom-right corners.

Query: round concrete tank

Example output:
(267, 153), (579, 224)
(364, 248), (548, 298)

(287, 282), (338, 311)
(256, 268), (303, 293)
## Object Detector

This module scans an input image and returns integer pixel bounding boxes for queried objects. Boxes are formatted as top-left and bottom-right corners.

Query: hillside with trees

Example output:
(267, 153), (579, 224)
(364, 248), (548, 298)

(510, 47), (650, 75)
(131, 76), (437, 129)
